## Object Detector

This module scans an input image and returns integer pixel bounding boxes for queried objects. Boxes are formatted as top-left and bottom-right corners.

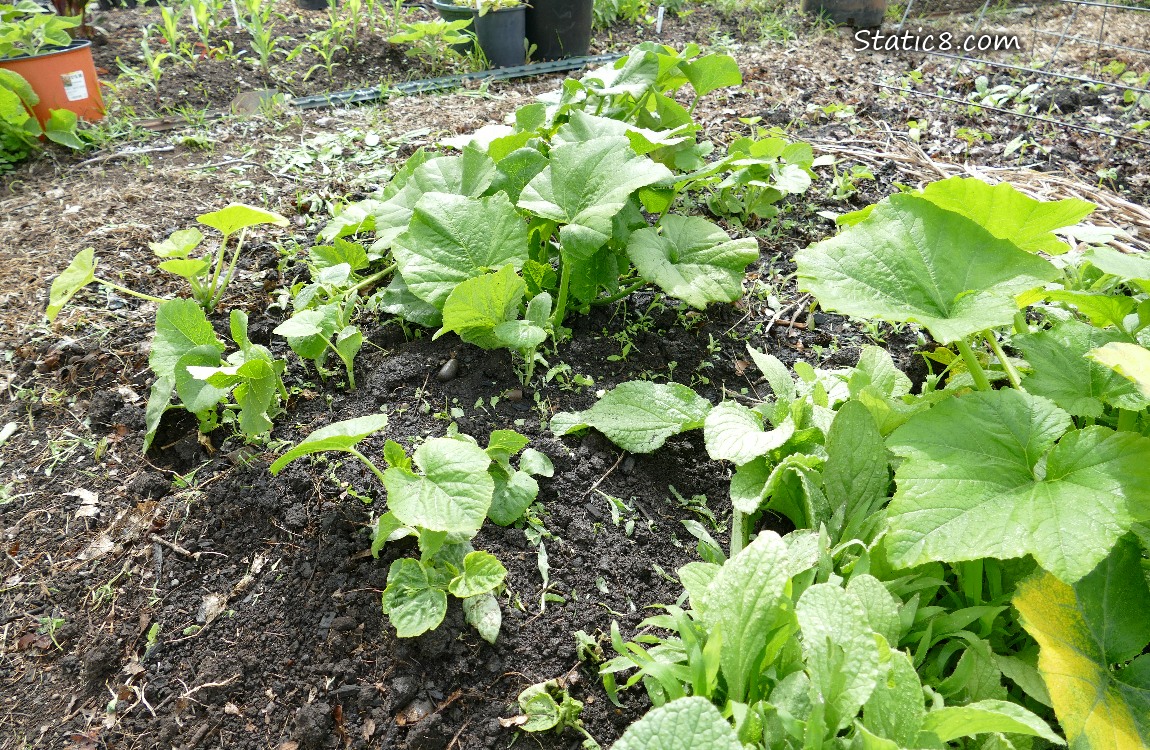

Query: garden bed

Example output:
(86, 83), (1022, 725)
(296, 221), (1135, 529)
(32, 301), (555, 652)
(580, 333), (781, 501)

(2, 3), (1150, 750)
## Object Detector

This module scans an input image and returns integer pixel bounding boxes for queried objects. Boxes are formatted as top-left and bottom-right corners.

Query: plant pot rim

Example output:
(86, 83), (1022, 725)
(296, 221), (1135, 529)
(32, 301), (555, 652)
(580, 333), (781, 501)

(433, 1), (526, 11)
(473, 4), (526, 14)
(0, 38), (91, 65)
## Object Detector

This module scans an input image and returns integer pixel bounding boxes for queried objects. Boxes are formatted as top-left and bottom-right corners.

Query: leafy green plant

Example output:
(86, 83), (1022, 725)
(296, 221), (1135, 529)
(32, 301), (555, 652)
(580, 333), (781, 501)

(48, 203), (289, 320)
(270, 420), (553, 640)
(142, 302), (287, 450)
(504, 678), (600, 748)
(0, 68), (84, 173)
(387, 19), (472, 69)
(0, 1), (80, 60)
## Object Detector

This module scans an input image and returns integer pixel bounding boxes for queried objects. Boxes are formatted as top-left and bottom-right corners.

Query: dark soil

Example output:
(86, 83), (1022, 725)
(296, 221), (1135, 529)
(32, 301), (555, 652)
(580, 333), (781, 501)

(2, 3), (1149, 749)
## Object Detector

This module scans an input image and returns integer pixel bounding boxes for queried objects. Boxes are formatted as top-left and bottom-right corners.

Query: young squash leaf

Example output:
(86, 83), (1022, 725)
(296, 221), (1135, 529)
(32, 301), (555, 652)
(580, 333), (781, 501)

(1085, 246), (1150, 290)
(436, 265), (525, 349)
(626, 215), (759, 309)
(269, 414), (389, 474)
(795, 194), (1058, 343)
(462, 592), (502, 645)
(46, 248), (96, 322)
(917, 176), (1094, 255)
(611, 697), (741, 750)
(885, 389), (1150, 583)
(1015, 535), (1150, 749)
(392, 192), (530, 309)
(447, 551), (507, 598)
(381, 558), (449, 638)
(196, 203), (288, 236)
(703, 400), (795, 466)
(1089, 342), (1150, 398)
(149, 228), (204, 259)
(681, 53), (742, 97)
(383, 437), (496, 534)
(550, 381), (711, 453)
(1015, 320), (1150, 417)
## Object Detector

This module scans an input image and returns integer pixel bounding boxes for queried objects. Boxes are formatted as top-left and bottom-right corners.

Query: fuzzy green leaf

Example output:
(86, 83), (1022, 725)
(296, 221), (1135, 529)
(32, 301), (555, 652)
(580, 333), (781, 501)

(703, 400), (795, 465)
(436, 265), (525, 349)
(383, 437), (495, 534)
(47, 248), (96, 322)
(197, 203), (288, 235)
(611, 697), (742, 750)
(269, 414), (389, 474)
(381, 558), (448, 638)
(447, 551), (507, 598)
(550, 381), (711, 453)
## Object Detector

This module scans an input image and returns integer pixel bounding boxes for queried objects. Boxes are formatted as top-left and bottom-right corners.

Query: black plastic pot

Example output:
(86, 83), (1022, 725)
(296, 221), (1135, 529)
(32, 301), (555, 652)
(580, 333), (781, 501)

(526, 0), (592, 61)
(296, 0), (334, 10)
(472, 4), (526, 68)
(800, 0), (887, 27)
(433, 0), (476, 53)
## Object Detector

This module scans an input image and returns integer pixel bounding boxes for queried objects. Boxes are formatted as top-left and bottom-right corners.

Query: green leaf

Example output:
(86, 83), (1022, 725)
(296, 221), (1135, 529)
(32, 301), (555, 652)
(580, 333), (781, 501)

(493, 321), (547, 351)
(611, 696), (742, 750)
(518, 685), (562, 733)
(374, 273), (443, 329)
(381, 558), (448, 638)
(886, 389), (1150, 583)
(0, 68), (38, 108)
(701, 530), (794, 702)
(1015, 535), (1150, 750)
(151, 299), (224, 382)
(383, 437), (495, 535)
(335, 325), (363, 365)
(518, 136), (672, 257)
(824, 400), (890, 544)
(232, 359), (278, 436)
(747, 345), (796, 404)
(447, 550), (507, 598)
(1085, 246), (1150, 282)
(43, 108), (82, 149)
(462, 592), (501, 644)
(157, 258), (210, 281)
(682, 53), (742, 97)
(269, 414), (389, 474)
(847, 574), (902, 647)
(703, 401), (795, 465)
(1015, 320), (1150, 417)
(921, 699), (1064, 744)
(436, 265), (525, 349)
(197, 203), (289, 235)
(174, 345), (228, 413)
(918, 176), (1094, 255)
(490, 147), (548, 204)
(550, 381), (711, 453)
(393, 192), (530, 310)
(863, 648), (925, 746)
(1046, 290), (1136, 329)
(488, 470), (539, 526)
(47, 248), (96, 322)
(626, 215), (758, 309)
(520, 448), (554, 477)
(1089, 342), (1150, 399)
(795, 194), (1058, 343)
(797, 582), (886, 731)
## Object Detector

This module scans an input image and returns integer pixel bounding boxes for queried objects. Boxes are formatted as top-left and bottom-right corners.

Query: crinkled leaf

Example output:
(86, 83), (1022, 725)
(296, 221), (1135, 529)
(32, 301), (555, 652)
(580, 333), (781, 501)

(383, 437), (495, 534)
(847, 574), (902, 647)
(796, 194), (1058, 343)
(462, 592), (501, 644)
(703, 401), (795, 465)
(381, 558), (447, 638)
(863, 648), (925, 746)
(627, 215), (758, 309)
(1016, 320), (1150, 417)
(797, 582), (886, 731)
(920, 699), (1064, 744)
(447, 550), (507, 598)
(151, 299), (224, 381)
(611, 696), (742, 750)
(550, 381), (711, 453)
(436, 265), (525, 349)
(886, 389), (1150, 583)
(393, 192), (530, 309)
(1089, 342), (1150, 399)
(488, 470), (539, 526)
(824, 400), (890, 544)
(197, 203), (288, 235)
(1015, 534), (1150, 750)
(918, 176), (1094, 255)
(518, 136), (672, 258)
(701, 530), (794, 702)
(269, 414), (389, 474)
(47, 248), (96, 322)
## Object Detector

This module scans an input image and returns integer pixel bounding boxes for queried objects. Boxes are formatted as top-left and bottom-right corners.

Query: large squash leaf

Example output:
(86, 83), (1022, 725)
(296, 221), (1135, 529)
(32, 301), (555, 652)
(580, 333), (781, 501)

(436, 265), (525, 349)
(1015, 535), (1150, 750)
(795, 194), (1058, 343)
(627, 215), (759, 309)
(550, 381), (711, 453)
(885, 389), (1150, 583)
(1089, 342), (1150, 399)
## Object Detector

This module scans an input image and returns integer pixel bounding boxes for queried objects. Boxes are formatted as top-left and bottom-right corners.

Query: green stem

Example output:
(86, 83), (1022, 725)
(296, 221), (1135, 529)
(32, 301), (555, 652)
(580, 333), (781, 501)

(1013, 311), (1030, 335)
(959, 560), (983, 604)
(622, 90), (651, 123)
(955, 338), (992, 391)
(551, 260), (572, 331)
(342, 263), (396, 298)
(209, 228), (248, 311)
(205, 230), (232, 306)
(318, 334), (356, 390)
(593, 279), (646, 306)
(94, 278), (167, 303)
(730, 509), (747, 558)
(1117, 409), (1138, 432)
(348, 447), (386, 484)
(984, 331), (1023, 391)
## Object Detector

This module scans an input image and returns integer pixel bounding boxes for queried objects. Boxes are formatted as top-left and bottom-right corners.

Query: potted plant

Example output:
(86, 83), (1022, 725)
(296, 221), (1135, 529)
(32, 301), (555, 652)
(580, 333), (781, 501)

(431, 0), (477, 53)
(470, 0), (526, 68)
(800, 0), (888, 28)
(526, 0), (592, 61)
(0, 1), (104, 123)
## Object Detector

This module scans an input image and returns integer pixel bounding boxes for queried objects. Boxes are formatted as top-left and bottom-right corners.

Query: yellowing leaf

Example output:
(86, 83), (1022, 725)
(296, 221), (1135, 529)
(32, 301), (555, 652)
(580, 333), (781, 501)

(1088, 342), (1150, 400)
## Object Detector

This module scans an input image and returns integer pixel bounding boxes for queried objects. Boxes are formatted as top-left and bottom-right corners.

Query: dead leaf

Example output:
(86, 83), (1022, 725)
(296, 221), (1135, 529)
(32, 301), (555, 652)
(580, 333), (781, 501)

(66, 488), (100, 519)
(498, 715), (528, 728)
(361, 718), (376, 740)
(224, 702), (242, 715)
(276, 743), (299, 750)
(197, 593), (228, 624)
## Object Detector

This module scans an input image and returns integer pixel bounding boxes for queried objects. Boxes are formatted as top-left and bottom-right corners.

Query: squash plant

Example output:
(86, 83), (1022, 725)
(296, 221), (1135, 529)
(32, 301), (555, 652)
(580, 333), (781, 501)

(270, 418), (553, 642)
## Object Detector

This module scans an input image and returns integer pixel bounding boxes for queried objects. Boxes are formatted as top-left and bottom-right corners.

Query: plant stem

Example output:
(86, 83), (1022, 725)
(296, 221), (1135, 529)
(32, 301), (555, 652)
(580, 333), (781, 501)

(94, 279), (167, 303)
(342, 263), (396, 298)
(955, 338), (992, 391)
(983, 331), (1023, 391)
(552, 260), (572, 331)
(348, 447), (387, 484)
(1013, 311), (1030, 335)
(205, 230), (233, 308)
(1117, 408), (1138, 432)
(209, 228), (248, 311)
(730, 509), (747, 558)
(593, 280), (646, 306)
(622, 90), (651, 123)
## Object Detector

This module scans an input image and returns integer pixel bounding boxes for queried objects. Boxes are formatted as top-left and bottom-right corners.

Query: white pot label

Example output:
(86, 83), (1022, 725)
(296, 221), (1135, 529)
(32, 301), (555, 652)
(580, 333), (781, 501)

(61, 71), (89, 102)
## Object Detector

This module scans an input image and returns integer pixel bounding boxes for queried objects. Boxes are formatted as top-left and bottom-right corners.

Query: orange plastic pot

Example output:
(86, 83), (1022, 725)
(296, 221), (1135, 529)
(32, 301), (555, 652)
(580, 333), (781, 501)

(0, 40), (105, 125)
